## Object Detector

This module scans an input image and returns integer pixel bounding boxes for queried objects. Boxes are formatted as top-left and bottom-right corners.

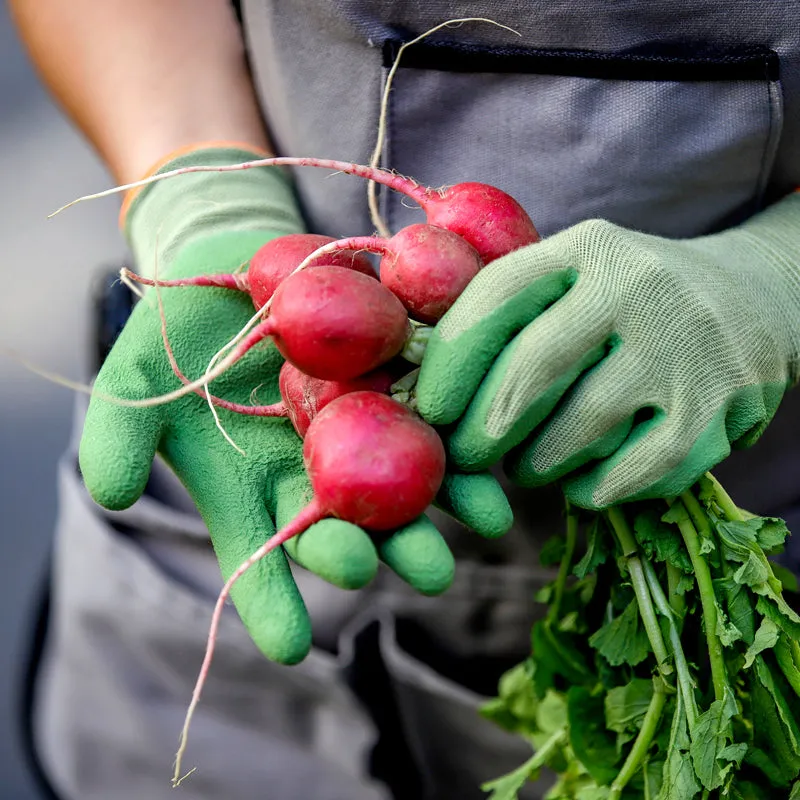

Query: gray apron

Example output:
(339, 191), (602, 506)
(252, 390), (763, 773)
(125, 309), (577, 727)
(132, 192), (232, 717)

(33, 2), (800, 798)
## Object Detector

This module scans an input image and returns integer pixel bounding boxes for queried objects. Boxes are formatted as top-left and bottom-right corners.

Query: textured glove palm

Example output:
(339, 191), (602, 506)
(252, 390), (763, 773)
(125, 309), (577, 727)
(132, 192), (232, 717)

(417, 194), (800, 509)
(79, 147), (513, 665)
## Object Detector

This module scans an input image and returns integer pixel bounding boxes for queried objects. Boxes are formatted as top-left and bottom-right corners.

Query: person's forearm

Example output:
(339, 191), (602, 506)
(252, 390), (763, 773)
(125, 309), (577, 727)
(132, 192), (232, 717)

(9, 0), (271, 183)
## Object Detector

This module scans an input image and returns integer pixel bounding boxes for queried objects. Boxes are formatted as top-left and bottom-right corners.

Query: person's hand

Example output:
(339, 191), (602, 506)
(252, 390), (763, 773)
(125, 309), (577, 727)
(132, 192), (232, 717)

(416, 193), (800, 509)
(79, 145), (513, 664)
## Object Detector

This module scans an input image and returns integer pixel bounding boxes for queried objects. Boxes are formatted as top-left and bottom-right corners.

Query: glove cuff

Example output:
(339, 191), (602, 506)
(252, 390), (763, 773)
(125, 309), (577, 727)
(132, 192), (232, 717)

(123, 143), (306, 277)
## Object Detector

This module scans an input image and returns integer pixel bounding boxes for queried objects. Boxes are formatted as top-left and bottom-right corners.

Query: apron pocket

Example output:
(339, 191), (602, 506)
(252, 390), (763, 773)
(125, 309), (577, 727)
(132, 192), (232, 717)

(377, 610), (551, 800)
(377, 37), (783, 239)
(371, 554), (556, 800)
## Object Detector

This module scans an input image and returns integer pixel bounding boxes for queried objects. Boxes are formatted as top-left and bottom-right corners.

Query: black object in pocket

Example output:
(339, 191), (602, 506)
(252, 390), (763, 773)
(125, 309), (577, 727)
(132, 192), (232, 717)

(91, 268), (136, 372)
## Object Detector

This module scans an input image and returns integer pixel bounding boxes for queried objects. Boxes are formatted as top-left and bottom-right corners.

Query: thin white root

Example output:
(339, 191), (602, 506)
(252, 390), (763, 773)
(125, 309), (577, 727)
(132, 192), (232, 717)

(0, 348), (102, 397)
(171, 501), (324, 785)
(366, 17), (521, 236)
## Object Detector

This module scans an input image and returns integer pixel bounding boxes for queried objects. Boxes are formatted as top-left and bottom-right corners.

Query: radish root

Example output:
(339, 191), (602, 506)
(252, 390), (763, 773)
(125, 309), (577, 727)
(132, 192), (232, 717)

(172, 499), (327, 786)
(367, 17), (520, 236)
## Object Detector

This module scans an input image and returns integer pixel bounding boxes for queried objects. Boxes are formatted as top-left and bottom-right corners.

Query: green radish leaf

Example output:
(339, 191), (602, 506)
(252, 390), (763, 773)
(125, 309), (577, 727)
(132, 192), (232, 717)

(531, 621), (593, 697)
(481, 727), (568, 799)
(755, 595), (800, 641)
(689, 688), (744, 790)
(754, 517), (790, 554)
(730, 779), (774, 800)
(576, 788), (611, 800)
(558, 611), (580, 633)
(568, 687), (620, 785)
(479, 698), (521, 735)
(790, 779), (800, 800)
(746, 657), (800, 786)
(635, 509), (693, 573)
(480, 661), (539, 734)
(717, 521), (784, 594)
(605, 678), (654, 753)
(642, 758), (663, 800)
(658, 694), (701, 800)
(745, 747), (790, 787)
(771, 562), (800, 594)
(697, 474), (716, 504)
(661, 504), (690, 526)
(574, 517), (611, 579)
(731, 550), (770, 589)
(754, 655), (800, 758)
(480, 752), (539, 800)
(589, 600), (651, 667)
(674, 571), (695, 595)
(714, 600), (744, 647)
(716, 576), (756, 646)
(536, 689), (568, 736)
(743, 617), (780, 669)
(540, 534), (567, 567)
(774, 637), (800, 698)
(605, 678), (654, 738)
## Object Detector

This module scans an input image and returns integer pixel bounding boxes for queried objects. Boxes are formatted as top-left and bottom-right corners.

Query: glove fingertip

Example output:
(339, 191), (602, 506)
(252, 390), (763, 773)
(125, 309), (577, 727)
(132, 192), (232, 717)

(380, 517), (455, 596)
(285, 519), (379, 590)
(223, 545), (314, 665)
(250, 613), (313, 666)
(415, 334), (473, 425)
(436, 472), (513, 539)
(78, 410), (161, 510)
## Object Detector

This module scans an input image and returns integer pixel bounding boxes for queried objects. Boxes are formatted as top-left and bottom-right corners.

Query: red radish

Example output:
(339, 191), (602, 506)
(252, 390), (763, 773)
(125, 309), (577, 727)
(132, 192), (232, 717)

(71, 158), (540, 264)
(296, 224), (483, 324)
(278, 362), (395, 436)
(159, 318), (396, 432)
(247, 234), (376, 308)
(173, 391), (446, 783)
(198, 265), (409, 385)
(379, 224), (483, 322)
(265, 266), (409, 380)
(112, 264), (411, 411)
(122, 233), (376, 309)
(419, 183), (539, 265)
(302, 391), (446, 528)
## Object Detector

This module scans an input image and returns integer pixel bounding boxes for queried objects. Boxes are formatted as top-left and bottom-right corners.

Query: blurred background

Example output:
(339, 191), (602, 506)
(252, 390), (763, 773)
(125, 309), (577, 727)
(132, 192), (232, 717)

(0, 6), (126, 795)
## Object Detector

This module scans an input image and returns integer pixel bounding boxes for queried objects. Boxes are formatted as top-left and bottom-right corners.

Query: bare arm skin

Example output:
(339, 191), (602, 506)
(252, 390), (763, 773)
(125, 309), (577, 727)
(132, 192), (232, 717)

(9, 0), (272, 183)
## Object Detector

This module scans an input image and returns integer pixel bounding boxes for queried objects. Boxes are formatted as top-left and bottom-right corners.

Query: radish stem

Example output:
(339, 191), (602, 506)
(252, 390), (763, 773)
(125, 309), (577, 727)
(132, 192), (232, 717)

(50, 158), (432, 217)
(606, 507), (673, 679)
(642, 559), (698, 730)
(674, 496), (728, 705)
(548, 502), (578, 624)
(608, 681), (668, 800)
(121, 267), (249, 292)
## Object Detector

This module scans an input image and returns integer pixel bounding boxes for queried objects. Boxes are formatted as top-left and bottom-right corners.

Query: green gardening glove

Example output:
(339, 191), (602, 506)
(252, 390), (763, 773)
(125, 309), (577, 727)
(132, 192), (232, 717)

(416, 193), (800, 510)
(79, 146), (513, 665)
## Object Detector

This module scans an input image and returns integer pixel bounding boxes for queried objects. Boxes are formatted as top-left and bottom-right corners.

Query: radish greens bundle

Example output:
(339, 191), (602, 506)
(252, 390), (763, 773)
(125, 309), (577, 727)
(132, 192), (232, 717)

(481, 474), (800, 799)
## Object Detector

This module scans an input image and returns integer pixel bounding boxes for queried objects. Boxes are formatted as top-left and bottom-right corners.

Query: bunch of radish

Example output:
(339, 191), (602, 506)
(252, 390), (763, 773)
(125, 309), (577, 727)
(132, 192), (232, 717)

(76, 159), (540, 784)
